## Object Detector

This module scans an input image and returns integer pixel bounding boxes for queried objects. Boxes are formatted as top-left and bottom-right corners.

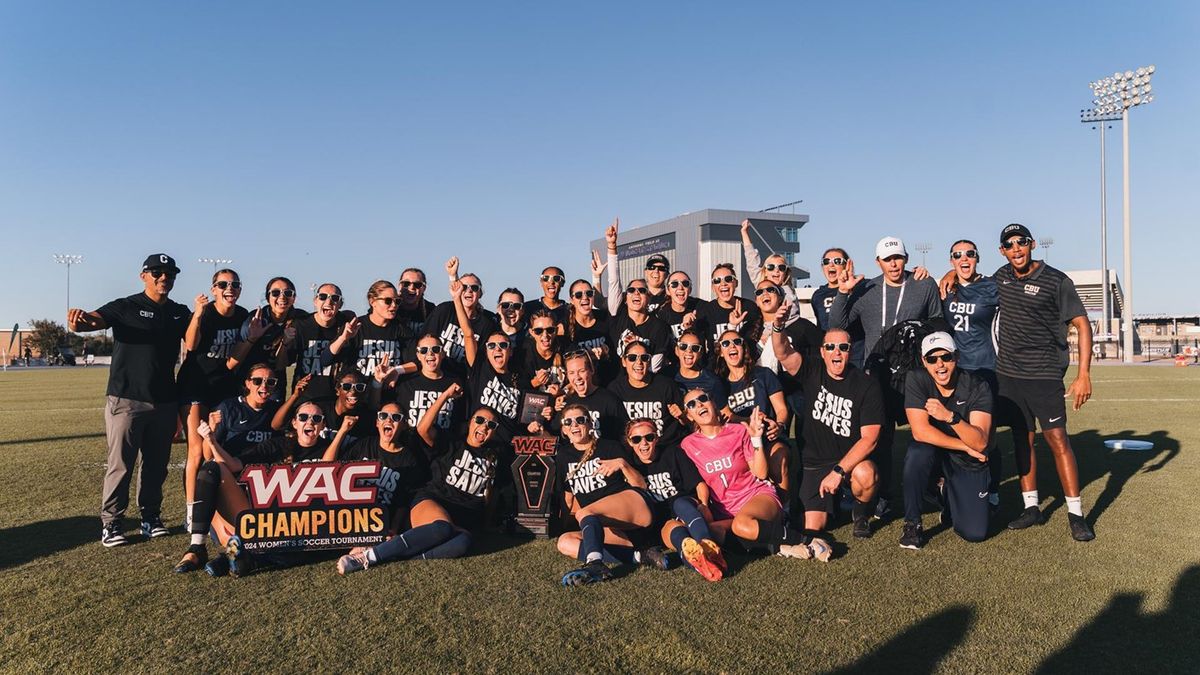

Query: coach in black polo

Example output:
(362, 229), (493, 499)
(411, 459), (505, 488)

(993, 224), (1095, 541)
(68, 254), (190, 547)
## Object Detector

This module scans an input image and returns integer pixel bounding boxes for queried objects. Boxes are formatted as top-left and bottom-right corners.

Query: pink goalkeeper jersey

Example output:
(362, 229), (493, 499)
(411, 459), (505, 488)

(681, 423), (778, 518)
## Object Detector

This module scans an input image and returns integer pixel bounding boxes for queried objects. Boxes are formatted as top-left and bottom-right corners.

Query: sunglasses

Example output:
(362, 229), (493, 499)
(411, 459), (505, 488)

(821, 257), (847, 266)
(214, 280), (242, 291)
(562, 415), (590, 427)
(377, 411), (405, 423)
(711, 275), (736, 285)
(754, 286), (782, 297)
(763, 263), (787, 272)
(719, 337), (744, 348)
(1001, 237), (1033, 250)
(668, 279), (691, 289)
(624, 353), (651, 363)
(268, 288), (296, 299)
(685, 393), (711, 409)
(462, 284), (482, 293)
(486, 341), (510, 351)
(338, 382), (367, 393)
(148, 269), (176, 280)
(249, 376), (279, 387)
(540, 274), (565, 284)
(626, 287), (649, 295)
(295, 412), (325, 424)
(563, 348), (590, 361)
(399, 280), (426, 291)
(676, 342), (703, 353)
(924, 352), (957, 364)
(499, 301), (523, 311)
(951, 250), (979, 260)
(530, 326), (553, 336)
(628, 432), (658, 444)
(472, 415), (499, 430)
(316, 292), (343, 304)
(416, 345), (443, 355)
(377, 296), (399, 306)
(645, 265), (668, 273)
(822, 342), (851, 353)
(572, 290), (595, 299)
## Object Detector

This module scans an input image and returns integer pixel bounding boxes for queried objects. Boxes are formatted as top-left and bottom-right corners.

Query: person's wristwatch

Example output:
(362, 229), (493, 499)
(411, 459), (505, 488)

(947, 411), (962, 425)
(832, 465), (848, 480)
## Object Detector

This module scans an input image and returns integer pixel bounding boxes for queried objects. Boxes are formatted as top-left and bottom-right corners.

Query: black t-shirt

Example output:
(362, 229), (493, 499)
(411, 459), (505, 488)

(238, 435), (331, 465)
(523, 298), (571, 327)
(292, 311), (354, 401)
(565, 312), (612, 355)
(607, 375), (686, 445)
(558, 387), (628, 440)
(396, 299), (437, 338)
(516, 343), (567, 394)
(796, 358), (884, 468)
(96, 293), (190, 403)
(351, 315), (413, 378)
(557, 439), (632, 508)
(213, 397), (281, 455)
(394, 372), (465, 432)
(633, 444), (702, 503)
(182, 303), (250, 380)
(609, 312), (672, 360)
(425, 302), (499, 366)
(904, 369), (993, 469)
(340, 432), (431, 527)
(468, 358), (525, 437)
(317, 399), (377, 442)
(992, 262), (1088, 379)
(671, 368), (730, 405)
(770, 317), (825, 395)
(237, 307), (306, 379)
(423, 437), (499, 512)
(656, 298), (708, 344)
(696, 298), (763, 346)
(725, 366), (784, 420)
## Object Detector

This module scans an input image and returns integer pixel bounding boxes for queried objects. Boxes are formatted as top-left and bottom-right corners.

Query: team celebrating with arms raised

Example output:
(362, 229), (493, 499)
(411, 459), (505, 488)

(67, 219), (1096, 586)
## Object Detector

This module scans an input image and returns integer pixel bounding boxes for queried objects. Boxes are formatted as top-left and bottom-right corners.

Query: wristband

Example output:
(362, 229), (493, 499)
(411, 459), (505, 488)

(750, 436), (764, 449)
(948, 411), (961, 425)
(771, 324), (782, 333)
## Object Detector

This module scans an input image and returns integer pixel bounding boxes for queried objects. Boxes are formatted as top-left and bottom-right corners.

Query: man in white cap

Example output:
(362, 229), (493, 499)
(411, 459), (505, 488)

(68, 253), (191, 547)
(899, 331), (994, 549)
(828, 236), (942, 516)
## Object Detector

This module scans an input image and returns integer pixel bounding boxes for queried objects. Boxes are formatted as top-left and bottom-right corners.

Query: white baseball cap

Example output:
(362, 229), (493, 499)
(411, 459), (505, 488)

(875, 236), (908, 259)
(921, 331), (957, 357)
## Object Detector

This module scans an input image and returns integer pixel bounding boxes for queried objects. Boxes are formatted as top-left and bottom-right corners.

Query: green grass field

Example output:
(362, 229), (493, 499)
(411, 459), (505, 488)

(1, 366), (1197, 673)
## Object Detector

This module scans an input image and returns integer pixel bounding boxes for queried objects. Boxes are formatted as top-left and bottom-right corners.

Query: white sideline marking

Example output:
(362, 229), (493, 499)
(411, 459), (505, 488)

(0, 407), (103, 413)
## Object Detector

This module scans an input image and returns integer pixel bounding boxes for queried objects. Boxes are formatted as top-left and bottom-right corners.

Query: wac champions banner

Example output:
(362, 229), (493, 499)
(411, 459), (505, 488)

(235, 461), (390, 552)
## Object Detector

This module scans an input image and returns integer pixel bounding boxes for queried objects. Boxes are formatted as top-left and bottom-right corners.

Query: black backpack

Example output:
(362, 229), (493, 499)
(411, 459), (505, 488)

(865, 318), (950, 422)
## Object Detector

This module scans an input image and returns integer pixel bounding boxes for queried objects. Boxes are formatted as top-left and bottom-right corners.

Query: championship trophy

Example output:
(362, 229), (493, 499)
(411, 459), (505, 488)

(510, 435), (558, 538)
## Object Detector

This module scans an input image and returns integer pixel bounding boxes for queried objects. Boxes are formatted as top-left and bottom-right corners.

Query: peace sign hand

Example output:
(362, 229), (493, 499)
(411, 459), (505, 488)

(729, 299), (747, 328)
(590, 250), (607, 278)
(374, 353), (396, 384)
(341, 316), (361, 339)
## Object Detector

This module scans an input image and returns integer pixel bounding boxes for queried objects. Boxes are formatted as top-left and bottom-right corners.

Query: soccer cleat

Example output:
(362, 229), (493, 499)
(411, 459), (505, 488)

(699, 539), (728, 575)
(204, 556), (230, 577)
(561, 560), (613, 587)
(852, 517), (872, 539)
(900, 521), (923, 550)
(173, 544), (208, 574)
(680, 538), (721, 582)
(809, 537), (832, 562)
(1068, 514), (1096, 542)
(141, 516), (170, 539)
(639, 546), (672, 571)
(778, 537), (832, 562)
(1007, 506), (1043, 530)
(337, 550), (371, 575)
(225, 535), (256, 578)
(101, 524), (129, 548)
(872, 497), (892, 521)
(776, 543), (812, 560)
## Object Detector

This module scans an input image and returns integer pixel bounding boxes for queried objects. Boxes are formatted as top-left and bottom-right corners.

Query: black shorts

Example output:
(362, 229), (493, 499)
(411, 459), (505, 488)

(411, 490), (484, 532)
(799, 464), (842, 514)
(996, 374), (1067, 432)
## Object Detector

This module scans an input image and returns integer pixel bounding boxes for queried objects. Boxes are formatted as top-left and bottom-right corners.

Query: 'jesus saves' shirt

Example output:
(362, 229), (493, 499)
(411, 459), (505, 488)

(795, 357), (884, 468)
(394, 372), (465, 432)
(352, 316), (413, 378)
(424, 302), (498, 366)
(556, 439), (631, 509)
(423, 438), (499, 512)
(340, 432), (431, 528)
(633, 444), (701, 504)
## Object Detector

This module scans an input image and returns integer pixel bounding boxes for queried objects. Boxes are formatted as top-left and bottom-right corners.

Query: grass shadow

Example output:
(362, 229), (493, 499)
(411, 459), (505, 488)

(824, 604), (975, 674)
(1036, 565), (1200, 673)
(0, 515), (98, 570)
(0, 432), (106, 446)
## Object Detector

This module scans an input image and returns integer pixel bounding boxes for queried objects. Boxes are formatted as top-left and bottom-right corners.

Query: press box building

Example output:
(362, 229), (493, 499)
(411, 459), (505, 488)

(588, 208), (811, 303)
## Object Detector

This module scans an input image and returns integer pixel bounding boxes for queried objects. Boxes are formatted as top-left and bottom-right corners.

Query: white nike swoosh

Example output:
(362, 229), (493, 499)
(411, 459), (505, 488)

(956, 401), (966, 406)
(1001, 280), (1011, 285)
(978, 492), (988, 499)
(1048, 416), (1063, 423)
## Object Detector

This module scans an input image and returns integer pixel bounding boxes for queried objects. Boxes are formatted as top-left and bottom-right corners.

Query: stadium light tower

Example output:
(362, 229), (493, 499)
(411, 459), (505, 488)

(1038, 237), (1054, 261)
(915, 242), (932, 268)
(53, 254), (84, 318)
(198, 257), (233, 274)
(1085, 65), (1155, 363)
(1080, 103), (1121, 341)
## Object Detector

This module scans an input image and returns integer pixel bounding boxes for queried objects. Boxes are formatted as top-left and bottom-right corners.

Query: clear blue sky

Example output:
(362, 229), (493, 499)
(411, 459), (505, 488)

(2, 1), (1197, 328)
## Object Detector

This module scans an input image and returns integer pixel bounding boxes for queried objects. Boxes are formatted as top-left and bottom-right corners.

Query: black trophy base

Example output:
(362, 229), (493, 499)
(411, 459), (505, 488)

(512, 514), (552, 539)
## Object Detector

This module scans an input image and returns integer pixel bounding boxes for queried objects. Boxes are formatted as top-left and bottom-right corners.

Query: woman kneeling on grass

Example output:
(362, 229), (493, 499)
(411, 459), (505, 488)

(173, 401), (354, 576)
(625, 418), (727, 582)
(338, 387), (503, 574)
(555, 404), (655, 587)
(680, 389), (831, 561)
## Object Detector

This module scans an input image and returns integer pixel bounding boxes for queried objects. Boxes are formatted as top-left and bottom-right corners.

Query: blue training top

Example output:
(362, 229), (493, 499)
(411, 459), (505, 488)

(943, 276), (999, 371)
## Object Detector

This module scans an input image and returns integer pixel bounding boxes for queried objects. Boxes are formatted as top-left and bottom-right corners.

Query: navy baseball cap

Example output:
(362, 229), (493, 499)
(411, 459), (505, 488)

(999, 223), (1033, 244)
(142, 253), (180, 274)
(645, 254), (670, 270)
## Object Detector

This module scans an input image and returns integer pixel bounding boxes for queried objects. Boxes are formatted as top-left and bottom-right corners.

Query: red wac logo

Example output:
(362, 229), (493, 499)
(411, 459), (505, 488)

(241, 461), (381, 508)
(512, 436), (558, 456)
